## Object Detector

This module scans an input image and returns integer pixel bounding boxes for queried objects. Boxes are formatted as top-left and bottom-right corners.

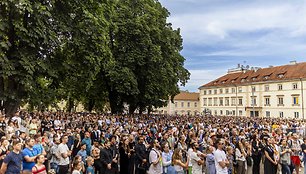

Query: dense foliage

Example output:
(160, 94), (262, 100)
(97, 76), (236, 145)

(0, 0), (190, 116)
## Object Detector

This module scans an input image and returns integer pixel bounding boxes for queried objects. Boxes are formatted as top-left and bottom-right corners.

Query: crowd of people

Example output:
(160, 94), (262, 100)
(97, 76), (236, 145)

(0, 111), (306, 174)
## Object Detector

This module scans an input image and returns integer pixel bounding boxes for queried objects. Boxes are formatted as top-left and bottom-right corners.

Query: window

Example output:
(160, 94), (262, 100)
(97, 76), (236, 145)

(265, 85), (269, 91)
(208, 98), (212, 106)
(214, 89), (217, 94)
(187, 102), (190, 107)
(264, 75), (270, 80)
(213, 98), (218, 106)
(220, 110), (223, 115)
(181, 102), (184, 107)
(225, 98), (230, 106)
(238, 98), (243, 105)
(232, 110), (235, 116)
(175, 102), (178, 108)
(194, 102), (197, 108)
(280, 112), (284, 118)
(241, 78), (246, 82)
(238, 87), (242, 93)
(239, 110), (243, 116)
(251, 97), (257, 106)
(278, 84), (283, 90)
(266, 111), (270, 117)
(214, 110), (217, 115)
(208, 90), (212, 94)
(278, 97), (284, 106)
(219, 89), (223, 94)
(204, 91), (207, 95)
(293, 96), (299, 105)
(232, 88), (236, 93)
(203, 98), (207, 106)
(231, 98), (236, 106)
(265, 97), (270, 106)
(293, 83), (298, 89)
(226, 110), (229, 115)
(225, 88), (229, 93)
(278, 74), (284, 78)
(294, 112), (299, 118)
(219, 98), (223, 106)
(251, 86), (256, 92)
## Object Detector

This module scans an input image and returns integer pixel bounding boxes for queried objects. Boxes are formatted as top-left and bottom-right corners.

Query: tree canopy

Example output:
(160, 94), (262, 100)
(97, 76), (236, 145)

(0, 0), (190, 116)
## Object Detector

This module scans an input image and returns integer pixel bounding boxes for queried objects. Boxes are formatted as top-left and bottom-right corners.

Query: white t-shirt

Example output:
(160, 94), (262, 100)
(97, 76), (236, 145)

(190, 151), (202, 174)
(214, 149), (228, 174)
(58, 143), (69, 165)
(148, 148), (162, 174)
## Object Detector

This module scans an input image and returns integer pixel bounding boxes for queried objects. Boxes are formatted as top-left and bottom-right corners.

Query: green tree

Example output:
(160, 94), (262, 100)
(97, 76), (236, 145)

(104, 0), (190, 114)
(0, 0), (58, 116)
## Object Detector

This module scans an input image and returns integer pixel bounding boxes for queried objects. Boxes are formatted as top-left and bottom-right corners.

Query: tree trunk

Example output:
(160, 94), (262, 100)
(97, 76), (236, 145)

(108, 91), (123, 114)
(3, 99), (20, 117)
(87, 99), (95, 112)
(66, 98), (74, 112)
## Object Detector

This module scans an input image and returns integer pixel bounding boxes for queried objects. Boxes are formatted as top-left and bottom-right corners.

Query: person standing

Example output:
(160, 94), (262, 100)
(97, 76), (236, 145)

(100, 140), (113, 174)
(135, 136), (148, 174)
(82, 132), (92, 156)
(0, 140), (23, 174)
(22, 138), (40, 174)
(32, 154), (47, 174)
(147, 140), (162, 174)
(119, 137), (131, 174)
(58, 135), (71, 174)
(110, 135), (119, 174)
(214, 139), (229, 174)
(50, 136), (60, 173)
(264, 137), (277, 174)
(189, 142), (204, 174)
(279, 138), (291, 174)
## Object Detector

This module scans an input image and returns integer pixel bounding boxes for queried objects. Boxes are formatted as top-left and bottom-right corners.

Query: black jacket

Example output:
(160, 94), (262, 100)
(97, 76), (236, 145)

(100, 148), (113, 174)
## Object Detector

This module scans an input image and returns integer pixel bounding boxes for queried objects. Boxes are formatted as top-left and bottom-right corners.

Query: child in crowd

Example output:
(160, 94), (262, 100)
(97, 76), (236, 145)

(86, 156), (95, 174)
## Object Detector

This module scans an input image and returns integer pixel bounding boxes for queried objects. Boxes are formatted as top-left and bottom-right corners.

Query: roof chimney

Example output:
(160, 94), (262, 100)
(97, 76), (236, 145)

(289, 61), (297, 65)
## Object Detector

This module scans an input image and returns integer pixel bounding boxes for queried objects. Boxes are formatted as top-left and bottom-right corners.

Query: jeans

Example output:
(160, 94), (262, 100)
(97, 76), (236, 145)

(50, 162), (59, 174)
(304, 161), (306, 174)
(281, 163), (291, 174)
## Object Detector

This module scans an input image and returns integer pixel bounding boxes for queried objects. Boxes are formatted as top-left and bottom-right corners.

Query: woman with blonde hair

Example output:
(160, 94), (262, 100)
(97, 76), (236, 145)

(172, 148), (189, 174)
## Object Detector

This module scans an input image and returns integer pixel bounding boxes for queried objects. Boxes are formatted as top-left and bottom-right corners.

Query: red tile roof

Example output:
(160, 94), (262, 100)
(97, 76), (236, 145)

(200, 62), (306, 88)
(174, 91), (199, 101)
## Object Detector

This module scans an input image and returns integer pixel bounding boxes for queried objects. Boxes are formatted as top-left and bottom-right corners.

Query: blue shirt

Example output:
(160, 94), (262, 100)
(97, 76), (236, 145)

(86, 166), (95, 174)
(81, 138), (92, 156)
(22, 147), (39, 171)
(3, 151), (23, 174)
(77, 149), (87, 163)
(33, 143), (44, 154)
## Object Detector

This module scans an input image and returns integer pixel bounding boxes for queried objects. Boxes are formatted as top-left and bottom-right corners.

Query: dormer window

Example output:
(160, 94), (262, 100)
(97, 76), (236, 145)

(264, 75), (270, 80)
(278, 74), (284, 78)
(222, 81), (226, 84)
(252, 77), (257, 81)
(241, 78), (246, 82)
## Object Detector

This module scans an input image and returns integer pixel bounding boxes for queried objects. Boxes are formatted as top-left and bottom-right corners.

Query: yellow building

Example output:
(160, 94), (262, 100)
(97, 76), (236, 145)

(199, 61), (306, 119)
(154, 91), (200, 116)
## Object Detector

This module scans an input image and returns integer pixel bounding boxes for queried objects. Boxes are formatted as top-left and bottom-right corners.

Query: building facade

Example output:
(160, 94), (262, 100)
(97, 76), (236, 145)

(154, 91), (200, 116)
(199, 61), (306, 119)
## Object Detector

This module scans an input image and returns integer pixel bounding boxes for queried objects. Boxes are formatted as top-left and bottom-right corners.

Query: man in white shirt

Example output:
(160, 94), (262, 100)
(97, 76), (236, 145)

(148, 139), (162, 174)
(190, 142), (204, 174)
(58, 135), (71, 174)
(214, 139), (229, 174)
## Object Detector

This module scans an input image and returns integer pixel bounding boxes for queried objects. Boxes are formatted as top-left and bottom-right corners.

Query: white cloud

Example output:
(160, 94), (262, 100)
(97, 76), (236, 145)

(180, 69), (225, 92)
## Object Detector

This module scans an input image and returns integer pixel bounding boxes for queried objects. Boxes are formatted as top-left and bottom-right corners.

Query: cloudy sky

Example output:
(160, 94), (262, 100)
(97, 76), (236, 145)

(159, 0), (306, 92)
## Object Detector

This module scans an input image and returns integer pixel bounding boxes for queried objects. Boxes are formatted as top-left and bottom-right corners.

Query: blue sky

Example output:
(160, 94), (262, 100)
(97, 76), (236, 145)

(159, 0), (306, 92)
